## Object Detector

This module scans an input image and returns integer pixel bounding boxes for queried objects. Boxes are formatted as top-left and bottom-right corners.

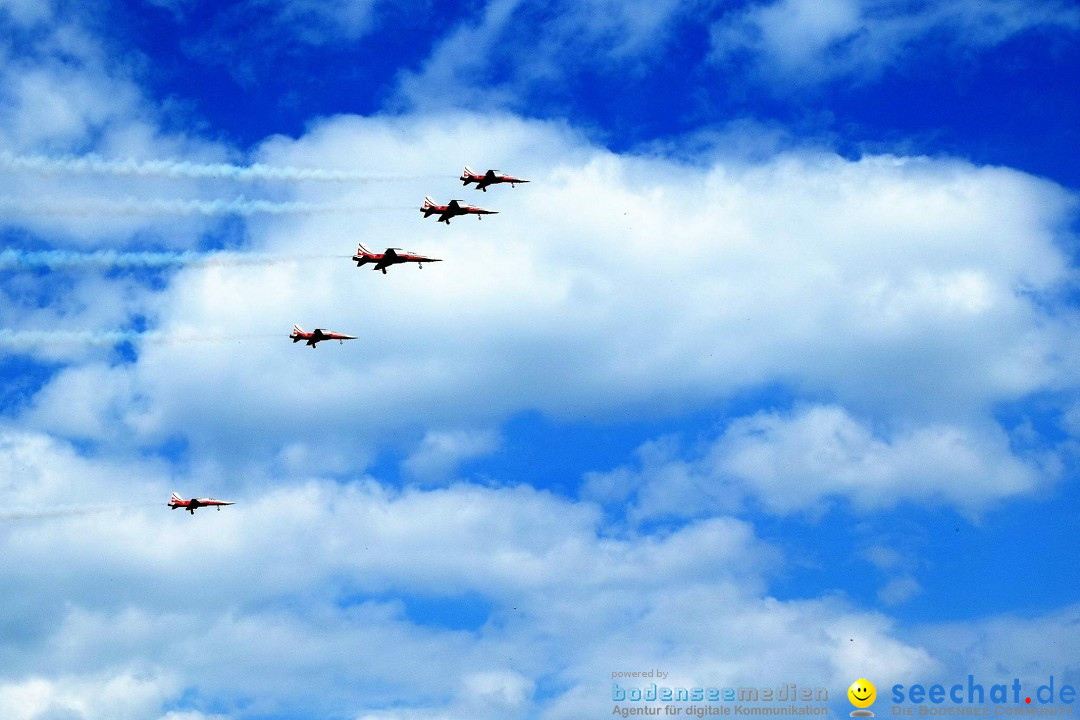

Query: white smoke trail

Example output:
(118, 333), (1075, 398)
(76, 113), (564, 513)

(0, 502), (166, 522)
(0, 248), (345, 271)
(0, 195), (403, 216)
(0, 328), (283, 347)
(0, 150), (439, 183)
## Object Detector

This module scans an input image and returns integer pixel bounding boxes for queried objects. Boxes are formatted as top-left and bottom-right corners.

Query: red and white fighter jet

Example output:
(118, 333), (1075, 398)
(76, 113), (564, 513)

(460, 166), (529, 192)
(352, 243), (442, 274)
(169, 492), (235, 515)
(421, 196), (498, 224)
(290, 325), (357, 348)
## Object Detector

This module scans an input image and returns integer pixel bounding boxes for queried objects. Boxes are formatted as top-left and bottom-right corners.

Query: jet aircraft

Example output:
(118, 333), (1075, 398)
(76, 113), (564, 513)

(352, 243), (442, 274)
(460, 166), (530, 192)
(421, 196), (498, 224)
(169, 492), (235, 515)
(290, 325), (357, 348)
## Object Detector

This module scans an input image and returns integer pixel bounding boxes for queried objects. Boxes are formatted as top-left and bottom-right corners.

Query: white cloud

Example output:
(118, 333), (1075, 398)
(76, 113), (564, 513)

(585, 404), (1053, 518)
(913, 604), (1080, 689)
(861, 544), (904, 571)
(0, 428), (941, 718)
(4, 427), (1080, 718)
(1, 64), (136, 150)
(459, 670), (534, 711)
(860, 543), (926, 606)
(713, 0), (862, 78)
(393, 0), (1080, 106)
(710, 0), (1080, 84)
(18, 114), (1074, 482)
(403, 428), (502, 482)
(0, 4), (245, 243)
(0, 0), (52, 27)
(712, 405), (1048, 513)
(1062, 402), (1080, 438)
(394, 0), (702, 110)
(0, 272), (160, 365)
(878, 575), (921, 606)
(0, 429), (169, 509)
(1, 8), (1077, 720)
(274, 0), (383, 43)
(0, 672), (179, 720)
(260, 0), (391, 46)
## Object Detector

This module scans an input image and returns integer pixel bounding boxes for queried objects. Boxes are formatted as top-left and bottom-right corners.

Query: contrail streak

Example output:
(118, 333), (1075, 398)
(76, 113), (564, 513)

(0, 196), (405, 216)
(0, 248), (346, 271)
(0, 151), (437, 183)
(0, 329), (283, 347)
(0, 502), (163, 522)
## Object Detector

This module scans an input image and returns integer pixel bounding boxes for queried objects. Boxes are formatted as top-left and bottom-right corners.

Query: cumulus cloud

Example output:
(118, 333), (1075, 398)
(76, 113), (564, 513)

(0, 429), (168, 508)
(0, 428), (946, 719)
(0, 672), (179, 720)
(585, 404), (1054, 518)
(15, 113), (1075, 477)
(711, 405), (1049, 513)
(2, 6), (1078, 720)
(2, 393), (1077, 720)
(710, 0), (1080, 84)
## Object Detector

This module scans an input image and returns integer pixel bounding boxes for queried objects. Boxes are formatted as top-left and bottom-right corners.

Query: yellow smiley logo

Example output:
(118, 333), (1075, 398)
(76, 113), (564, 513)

(848, 679), (876, 708)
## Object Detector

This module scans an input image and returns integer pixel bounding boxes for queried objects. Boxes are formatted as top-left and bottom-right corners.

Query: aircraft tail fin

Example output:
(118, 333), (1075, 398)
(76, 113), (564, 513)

(171, 492), (183, 502)
(463, 166), (474, 175)
(423, 196), (435, 208)
(355, 243), (373, 267)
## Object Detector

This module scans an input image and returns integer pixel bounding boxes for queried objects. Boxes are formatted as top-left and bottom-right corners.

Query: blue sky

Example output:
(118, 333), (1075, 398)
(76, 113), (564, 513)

(1, 1), (1079, 718)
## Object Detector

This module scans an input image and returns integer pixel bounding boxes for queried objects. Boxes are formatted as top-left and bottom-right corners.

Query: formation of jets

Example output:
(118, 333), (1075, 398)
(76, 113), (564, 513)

(169, 492), (235, 515)
(292, 166), (527, 347)
(420, 167), (529, 223)
(178, 167), (527, 515)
